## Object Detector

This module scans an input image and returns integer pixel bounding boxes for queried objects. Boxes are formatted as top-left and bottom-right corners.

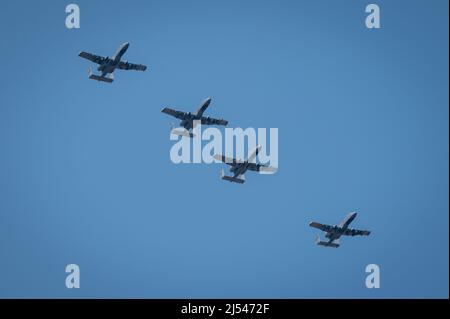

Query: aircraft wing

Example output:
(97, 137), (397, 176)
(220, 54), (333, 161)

(213, 154), (237, 165)
(117, 61), (147, 71)
(200, 116), (228, 126)
(246, 163), (277, 173)
(161, 108), (187, 120)
(79, 52), (107, 65)
(309, 222), (333, 232)
(343, 228), (371, 236)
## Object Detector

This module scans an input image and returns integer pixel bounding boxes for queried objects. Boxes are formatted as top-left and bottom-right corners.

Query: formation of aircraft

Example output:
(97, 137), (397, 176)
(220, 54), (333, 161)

(309, 212), (371, 248)
(79, 42), (147, 83)
(161, 98), (228, 137)
(213, 146), (277, 184)
(78, 43), (372, 248)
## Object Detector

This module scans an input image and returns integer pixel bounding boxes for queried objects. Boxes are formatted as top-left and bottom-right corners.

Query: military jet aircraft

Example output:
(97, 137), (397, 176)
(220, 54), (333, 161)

(78, 42), (147, 83)
(161, 98), (228, 137)
(213, 146), (277, 184)
(309, 212), (371, 248)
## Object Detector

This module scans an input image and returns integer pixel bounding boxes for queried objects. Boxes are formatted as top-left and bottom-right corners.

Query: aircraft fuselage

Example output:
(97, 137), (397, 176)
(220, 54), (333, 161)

(97, 42), (130, 74)
(230, 162), (249, 177)
(324, 212), (357, 242)
(178, 98), (213, 131)
(180, 117), (197, 131)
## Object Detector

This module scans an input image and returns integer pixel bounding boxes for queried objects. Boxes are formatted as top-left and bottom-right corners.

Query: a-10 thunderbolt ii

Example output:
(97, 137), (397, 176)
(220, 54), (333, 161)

(213, 146), (277, 184)
(78, 42), (147, 83)
(309, 212), (371, 248)
(161, 98), (228, 137)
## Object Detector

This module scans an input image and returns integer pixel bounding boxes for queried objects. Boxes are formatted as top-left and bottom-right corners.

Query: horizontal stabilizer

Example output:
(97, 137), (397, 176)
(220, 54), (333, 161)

(221, 173), (245, 184)
(170, 128), (195, 138)
(317, 241), (340, 248)
(315, 236), (339, 248)
(89, 74), (114, 83)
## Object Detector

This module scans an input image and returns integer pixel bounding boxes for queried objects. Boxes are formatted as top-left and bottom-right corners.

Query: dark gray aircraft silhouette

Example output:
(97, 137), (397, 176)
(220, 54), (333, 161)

(161, 98), (228, 137)
(79, 42), (147, 83)
(309, 212), (371, 248)
(214, 146), (276, 184)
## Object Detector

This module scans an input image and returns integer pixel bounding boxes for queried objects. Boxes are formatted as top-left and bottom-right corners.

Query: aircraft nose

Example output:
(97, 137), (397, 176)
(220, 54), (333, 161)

(123, 42), (130, 48)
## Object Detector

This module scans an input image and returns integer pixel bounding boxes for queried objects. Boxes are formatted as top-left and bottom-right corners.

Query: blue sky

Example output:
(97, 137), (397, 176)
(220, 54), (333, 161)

(0, 0), (448, 298)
